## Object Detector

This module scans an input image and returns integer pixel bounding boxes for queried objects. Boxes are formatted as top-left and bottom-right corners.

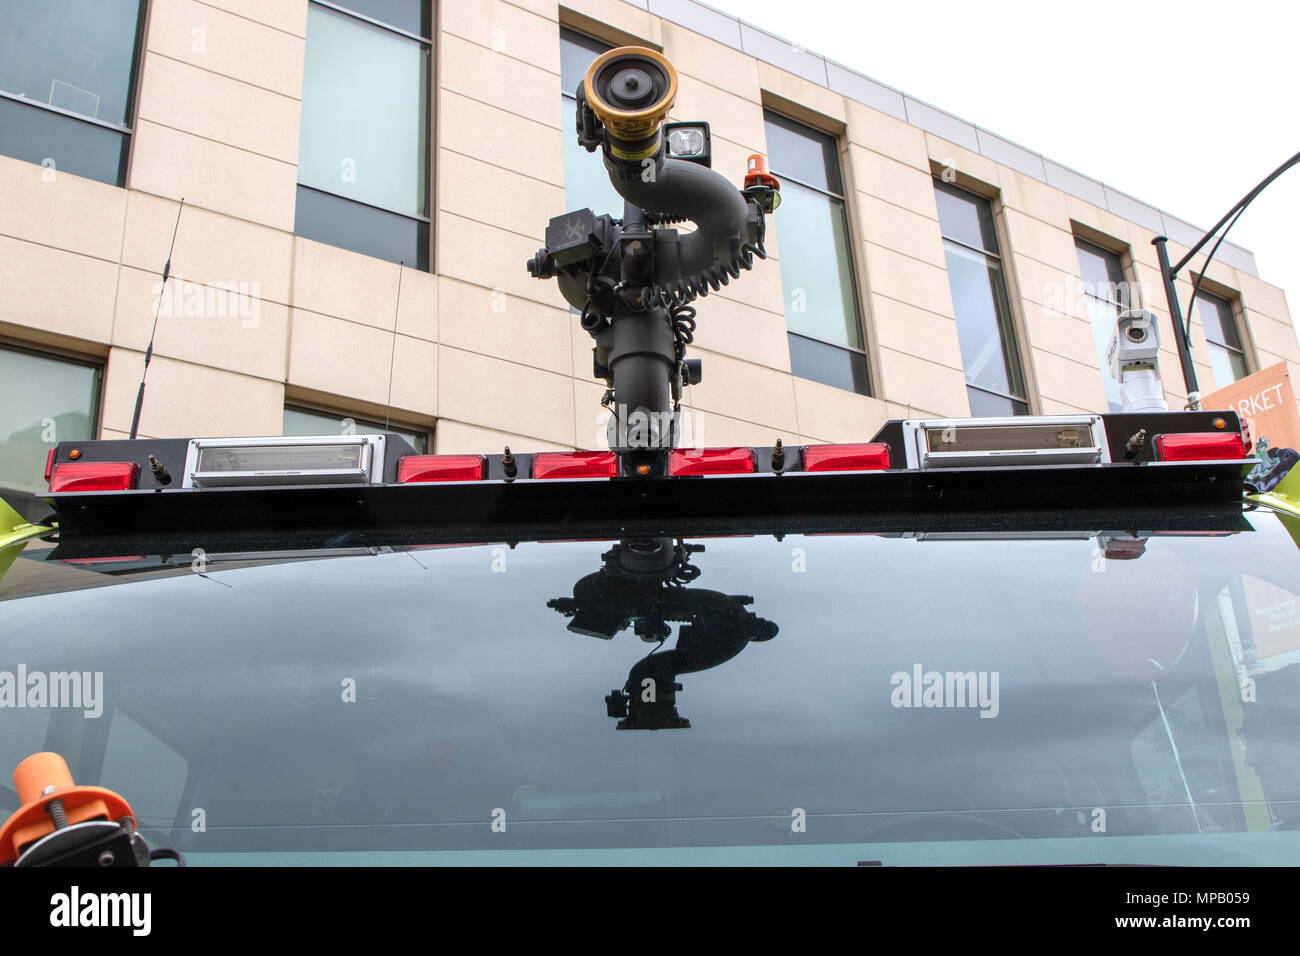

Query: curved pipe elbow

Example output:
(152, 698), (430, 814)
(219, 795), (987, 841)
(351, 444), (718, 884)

(606, 156), (752, 274)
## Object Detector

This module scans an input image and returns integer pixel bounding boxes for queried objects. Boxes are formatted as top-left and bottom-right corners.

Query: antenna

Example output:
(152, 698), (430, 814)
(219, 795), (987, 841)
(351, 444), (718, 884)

(384, 261), (404, 431)
(128, 198), (185, 440)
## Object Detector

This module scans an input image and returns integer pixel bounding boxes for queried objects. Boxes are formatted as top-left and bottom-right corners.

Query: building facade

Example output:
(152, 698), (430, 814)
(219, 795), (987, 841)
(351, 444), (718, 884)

(2, 0), (1296, 501)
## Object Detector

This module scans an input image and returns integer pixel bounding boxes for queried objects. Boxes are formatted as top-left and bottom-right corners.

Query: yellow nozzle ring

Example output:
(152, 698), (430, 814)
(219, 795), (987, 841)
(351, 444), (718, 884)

(584, 46), (678, 144)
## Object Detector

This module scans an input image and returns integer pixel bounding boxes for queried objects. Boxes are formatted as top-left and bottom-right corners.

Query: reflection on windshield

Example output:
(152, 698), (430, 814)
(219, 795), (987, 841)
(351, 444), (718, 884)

(548, 537), (778, 729)
(0, 510), (1298, 865)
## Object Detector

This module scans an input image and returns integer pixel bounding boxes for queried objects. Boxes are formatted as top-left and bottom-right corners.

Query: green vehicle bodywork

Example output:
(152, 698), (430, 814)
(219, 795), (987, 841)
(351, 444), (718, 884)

(0, 497), (51, 583)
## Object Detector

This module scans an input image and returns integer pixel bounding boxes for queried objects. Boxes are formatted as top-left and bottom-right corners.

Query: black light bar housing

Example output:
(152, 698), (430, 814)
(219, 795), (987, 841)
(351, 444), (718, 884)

(31, 410), (1255, 559)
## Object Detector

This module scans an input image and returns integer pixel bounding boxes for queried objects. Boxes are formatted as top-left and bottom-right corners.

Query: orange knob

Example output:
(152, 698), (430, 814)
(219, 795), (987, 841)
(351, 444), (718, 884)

(0, 752), (134, 864)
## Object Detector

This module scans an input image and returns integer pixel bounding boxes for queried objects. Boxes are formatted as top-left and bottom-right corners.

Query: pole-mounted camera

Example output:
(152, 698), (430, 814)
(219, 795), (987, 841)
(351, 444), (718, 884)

(528, 46), (779, 473)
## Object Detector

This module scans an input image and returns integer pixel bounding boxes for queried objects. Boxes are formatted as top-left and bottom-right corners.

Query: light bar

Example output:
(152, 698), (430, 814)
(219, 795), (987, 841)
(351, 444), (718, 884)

(669, 447), (756, 476)
(182, 436), (384, 488)
(905, 416), (1106, 469)
(48, 462), (138, 493)
(801, 443), (891, 472)
(398, 455), (485, 483)
(532, 451), (618, 479)
(1153, 432), (1248, 461)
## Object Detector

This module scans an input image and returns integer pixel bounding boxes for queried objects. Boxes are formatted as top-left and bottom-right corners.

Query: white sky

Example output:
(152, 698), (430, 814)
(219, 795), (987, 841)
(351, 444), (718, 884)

(705, 0), (1299, 325)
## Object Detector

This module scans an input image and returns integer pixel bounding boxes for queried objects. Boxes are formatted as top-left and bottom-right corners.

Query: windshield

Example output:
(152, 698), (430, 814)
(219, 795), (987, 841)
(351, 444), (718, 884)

(2, 505), (1298, 866)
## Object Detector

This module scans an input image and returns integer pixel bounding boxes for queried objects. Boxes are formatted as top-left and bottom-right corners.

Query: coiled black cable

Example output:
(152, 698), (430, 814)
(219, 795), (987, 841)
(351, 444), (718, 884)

(670, 302), (697, 363)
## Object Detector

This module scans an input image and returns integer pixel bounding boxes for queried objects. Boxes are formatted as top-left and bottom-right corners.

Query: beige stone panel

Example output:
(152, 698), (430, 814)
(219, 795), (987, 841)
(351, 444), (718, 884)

(438, 345), (575, 445)
(1003, 210), (1079, 276)
(862, 243), (955, 320)
(1130, 261), (1168, 313)
(439, 33), (561, 129)
(1126, 231), (1165, 273)
(287, 308), (394, 406)
(137, 53), (301, 164)
(1011, 256), (1077, 312)
(441, 0), (560, 74)
(702, 249), (786, 316)
(1244, 314), (1300, 363)
(1039, 396), (1092, 415)
(684, 348), (798, 431)
(1030, 348), (1108, 412)
(505, 0), (558, 20)
(1064, 195), (1133, 247)
(709, 136), (758, 196)
(845, 99), (929, 170)
(997, 167), (1069, 227)
(0, 155), (126, 262)
(99, 348), (284, 438)
(0, 237), (117, 344)
(1191, 358), (1219, 394)
(681, 407), (801, 449)
(870, 294), (963, 372)
(924, 134), (998, 187)
(435, 418), (570, 455)
(791, 375), (891, 443)
(396, 265), (438, 342)
(388, 334), (438, 418)
(849, 147), (938, 219)
(112, 265), (288, 381)
(1177, 252), (1239, 292)
(573, 378), (611, 450)
(855, 194), (945, 268)
(673, 76), (766, 153)
(100, 428), (131, 441)
(756, 60), (845, 124)
(146, 0), (306, 97)
(1238, 274), (1293, 324)
(291, 238), (404, 329)
(687, 293), (791, 373)
(439, 276), (572, 374)
(129, 120), (297, 231)
(437, 213), (571, 310)
(1021, 301), (1098, 367)
(121, 192), (292, 305)
(661, 21), (759, 96)
(558, 0), (661, 46)
(439, 90), (564, 187)
(885, 401), (943, 421)
(202, 0), (307, 36)
(437, 150), (563, 241)
(569, 321), (597, 392)
(876, 347), (969, 418)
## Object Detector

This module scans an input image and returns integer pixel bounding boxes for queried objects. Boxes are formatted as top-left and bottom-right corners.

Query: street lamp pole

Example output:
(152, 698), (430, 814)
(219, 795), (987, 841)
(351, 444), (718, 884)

(1152, 148), (1300, 410)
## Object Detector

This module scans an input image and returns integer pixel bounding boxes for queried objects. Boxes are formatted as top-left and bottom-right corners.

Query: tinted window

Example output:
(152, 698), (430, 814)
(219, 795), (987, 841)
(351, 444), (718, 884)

(296, 2), (430, 266)
(1075, 239), (1131, 412)
(0, 96), (129, 184)
(1196, 292), (1248, 386)
(0, 0), (143, 125)
(559, 29), (624, 218)
(0, 345), (101, 496)
(935, 182), (1026, 415)
(764, 112), (867, 395)
(934, 180), (998, 254)
(283, 405), (428, 454)
(0, 0), (143, 186)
